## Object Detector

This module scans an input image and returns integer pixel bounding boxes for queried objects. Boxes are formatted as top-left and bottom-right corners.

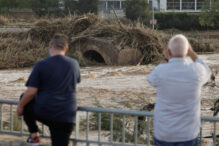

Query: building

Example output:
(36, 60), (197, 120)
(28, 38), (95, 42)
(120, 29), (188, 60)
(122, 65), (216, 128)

(163, 0), (208, 12)
(98, 0), (126, 18)
(98, 0), (209, 18)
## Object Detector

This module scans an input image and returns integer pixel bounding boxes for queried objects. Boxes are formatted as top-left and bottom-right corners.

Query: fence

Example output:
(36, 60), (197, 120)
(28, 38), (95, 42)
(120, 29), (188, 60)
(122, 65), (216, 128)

(0, 99), (219, 146)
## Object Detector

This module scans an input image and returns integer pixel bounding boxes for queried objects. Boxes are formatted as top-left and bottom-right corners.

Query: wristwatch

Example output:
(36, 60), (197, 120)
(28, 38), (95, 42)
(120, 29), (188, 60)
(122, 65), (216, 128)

(164, 58), (169, 62)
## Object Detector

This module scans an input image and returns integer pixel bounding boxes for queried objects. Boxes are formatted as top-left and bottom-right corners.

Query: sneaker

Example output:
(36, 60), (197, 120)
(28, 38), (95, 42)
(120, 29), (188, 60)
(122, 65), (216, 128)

(26, 135), (40, 146)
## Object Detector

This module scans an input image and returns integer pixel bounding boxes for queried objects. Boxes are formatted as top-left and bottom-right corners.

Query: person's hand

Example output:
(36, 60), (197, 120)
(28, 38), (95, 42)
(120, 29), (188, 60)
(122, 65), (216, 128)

(17, 104), (24, 116)
(161, 45), (170, 64)
(187, 44), (198, 62)
(188, 44), (196, 56)
(164, 45), (171, 59)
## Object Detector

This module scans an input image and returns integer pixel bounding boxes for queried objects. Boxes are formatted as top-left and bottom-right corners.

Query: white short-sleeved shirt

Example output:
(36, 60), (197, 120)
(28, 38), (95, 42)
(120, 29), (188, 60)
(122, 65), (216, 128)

(147, 58), (211, 142)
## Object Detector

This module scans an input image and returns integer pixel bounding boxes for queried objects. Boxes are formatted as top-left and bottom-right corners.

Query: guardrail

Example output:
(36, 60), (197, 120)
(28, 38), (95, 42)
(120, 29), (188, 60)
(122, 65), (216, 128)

(0, 99), (219, 146)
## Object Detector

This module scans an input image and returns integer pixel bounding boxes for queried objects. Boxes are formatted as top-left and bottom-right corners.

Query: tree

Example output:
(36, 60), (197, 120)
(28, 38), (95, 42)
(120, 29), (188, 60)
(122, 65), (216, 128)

(199, 0), (219, 29)
(77, 0), (99, 14)
(62, 0), (100, 15)
(63, 0), (78, 14)
(16, 0), (32, 8)
(0, 0), (32, 10)
(31, 0), (60, 16)
(0, 0), (18, 11)
(124, 0), (151, 24)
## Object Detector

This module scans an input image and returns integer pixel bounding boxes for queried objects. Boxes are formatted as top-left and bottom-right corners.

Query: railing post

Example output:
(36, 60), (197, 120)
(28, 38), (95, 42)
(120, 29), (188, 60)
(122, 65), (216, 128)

(122, 115), (126, 144)
(98, 113), (101, 146)
(110, 114), (113, 143)
(10, 105), (13, 132)
(20, 117), (23, 136)
(75, 112), (80, 140)
(86, 112), (89, 146)
(199, 121), (202, 146)
(134, 116), (138, 145)
(213, 122), (216, 146)
(146, 117), (151, 146)
(0, 104), (2, 131)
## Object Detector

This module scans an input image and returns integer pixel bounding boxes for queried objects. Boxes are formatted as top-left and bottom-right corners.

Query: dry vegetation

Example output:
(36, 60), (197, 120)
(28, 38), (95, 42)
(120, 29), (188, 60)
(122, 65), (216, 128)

(0, 14), (216, 69)
(0, 33), (47, 69)
(0, 16), (10, 25)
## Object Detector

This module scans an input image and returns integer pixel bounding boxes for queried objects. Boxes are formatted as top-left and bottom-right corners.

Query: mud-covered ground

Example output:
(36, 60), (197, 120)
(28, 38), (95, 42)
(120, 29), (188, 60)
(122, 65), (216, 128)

(0, 54), (218, 109)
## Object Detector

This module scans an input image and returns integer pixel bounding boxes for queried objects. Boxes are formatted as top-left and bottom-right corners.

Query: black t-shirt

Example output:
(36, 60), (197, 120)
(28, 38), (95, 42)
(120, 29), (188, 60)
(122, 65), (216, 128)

(26, 55), (80, 123)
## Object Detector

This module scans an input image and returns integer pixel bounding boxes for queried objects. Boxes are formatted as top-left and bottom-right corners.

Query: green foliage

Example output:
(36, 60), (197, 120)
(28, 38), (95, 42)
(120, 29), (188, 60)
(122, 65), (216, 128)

(77, 0), (100, 14)
(199, 0), (219, 28)
(0, 0), (61, 16)
(31, 0), (60, 16)
(0, 0), (18, 12)
(63, 0), (78, 14)
(155, 12), (203, 30)
(0, 0), (32, 10)
(0, 0), (100, 16)
(155, 1), (219, 30)
(16, 0), (32, 8)
(124, 0), (151, 24)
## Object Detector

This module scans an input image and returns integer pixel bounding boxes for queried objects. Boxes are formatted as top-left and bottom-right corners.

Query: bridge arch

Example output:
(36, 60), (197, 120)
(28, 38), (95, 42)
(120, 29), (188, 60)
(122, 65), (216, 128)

(80, 39), (119, 65)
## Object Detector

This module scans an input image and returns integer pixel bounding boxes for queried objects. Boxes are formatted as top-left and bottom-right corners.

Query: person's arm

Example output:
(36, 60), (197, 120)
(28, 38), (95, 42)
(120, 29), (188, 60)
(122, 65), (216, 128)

(188, 45), (198, 62)
(17, 63), (41, 116)
(147, 67), (160, 88)
(17, 87), (38, 116)
(161, 46), (171, 64)
(188, 44), (211, 83)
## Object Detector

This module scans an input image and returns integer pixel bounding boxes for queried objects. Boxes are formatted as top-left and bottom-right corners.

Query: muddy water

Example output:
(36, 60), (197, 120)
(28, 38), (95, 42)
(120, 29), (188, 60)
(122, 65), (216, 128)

(0, 54), (219, 139)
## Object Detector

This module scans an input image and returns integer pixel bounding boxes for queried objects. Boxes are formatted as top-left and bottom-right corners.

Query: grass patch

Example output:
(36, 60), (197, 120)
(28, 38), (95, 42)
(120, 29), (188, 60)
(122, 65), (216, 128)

(0, 16), (10, 25)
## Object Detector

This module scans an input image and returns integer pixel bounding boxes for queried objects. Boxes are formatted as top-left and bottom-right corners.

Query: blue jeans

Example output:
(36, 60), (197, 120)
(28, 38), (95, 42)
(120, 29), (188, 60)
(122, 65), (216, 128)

(154, 138), (198, 146)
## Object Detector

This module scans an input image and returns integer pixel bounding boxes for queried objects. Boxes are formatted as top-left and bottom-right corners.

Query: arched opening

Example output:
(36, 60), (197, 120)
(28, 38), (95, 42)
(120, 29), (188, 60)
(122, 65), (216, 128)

(83, 50), (106, 64)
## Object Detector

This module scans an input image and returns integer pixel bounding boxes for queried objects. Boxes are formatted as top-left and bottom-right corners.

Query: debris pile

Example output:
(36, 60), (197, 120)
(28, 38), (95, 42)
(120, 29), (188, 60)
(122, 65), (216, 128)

(0, 14), (216, 69)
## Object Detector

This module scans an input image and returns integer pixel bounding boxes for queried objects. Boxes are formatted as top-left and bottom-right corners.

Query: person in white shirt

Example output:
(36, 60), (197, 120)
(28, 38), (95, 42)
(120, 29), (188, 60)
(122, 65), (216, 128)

(147, 34), (211, 146)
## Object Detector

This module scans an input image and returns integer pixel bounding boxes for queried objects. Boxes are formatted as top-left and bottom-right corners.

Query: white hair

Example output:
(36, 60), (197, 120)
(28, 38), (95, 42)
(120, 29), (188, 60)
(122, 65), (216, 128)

(168, 34), (189, 57)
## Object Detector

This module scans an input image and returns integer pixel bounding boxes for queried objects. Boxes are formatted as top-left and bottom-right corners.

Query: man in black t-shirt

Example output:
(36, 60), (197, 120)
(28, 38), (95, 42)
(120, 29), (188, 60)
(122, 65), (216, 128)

(17, 34), (81, 146)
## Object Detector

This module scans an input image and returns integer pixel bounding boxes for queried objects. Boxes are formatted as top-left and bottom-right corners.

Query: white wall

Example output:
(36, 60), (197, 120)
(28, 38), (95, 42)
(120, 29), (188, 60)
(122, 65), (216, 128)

(160, 0), (167, 11)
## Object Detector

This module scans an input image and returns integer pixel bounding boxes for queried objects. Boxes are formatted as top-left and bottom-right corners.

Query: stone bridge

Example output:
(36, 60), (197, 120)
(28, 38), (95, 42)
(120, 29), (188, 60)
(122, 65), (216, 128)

(80, 38), (142, 65)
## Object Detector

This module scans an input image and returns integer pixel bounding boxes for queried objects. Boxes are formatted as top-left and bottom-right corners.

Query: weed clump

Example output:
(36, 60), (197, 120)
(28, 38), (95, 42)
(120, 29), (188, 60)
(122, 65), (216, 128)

(0, 33), (47, 69)
(189, 38), (215, 52)
(0, 16), (10, 25)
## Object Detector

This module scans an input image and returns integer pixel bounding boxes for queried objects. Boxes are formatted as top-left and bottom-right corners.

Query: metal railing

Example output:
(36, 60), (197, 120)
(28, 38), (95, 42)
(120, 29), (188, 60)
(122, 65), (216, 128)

(0, 99), (219, 146)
